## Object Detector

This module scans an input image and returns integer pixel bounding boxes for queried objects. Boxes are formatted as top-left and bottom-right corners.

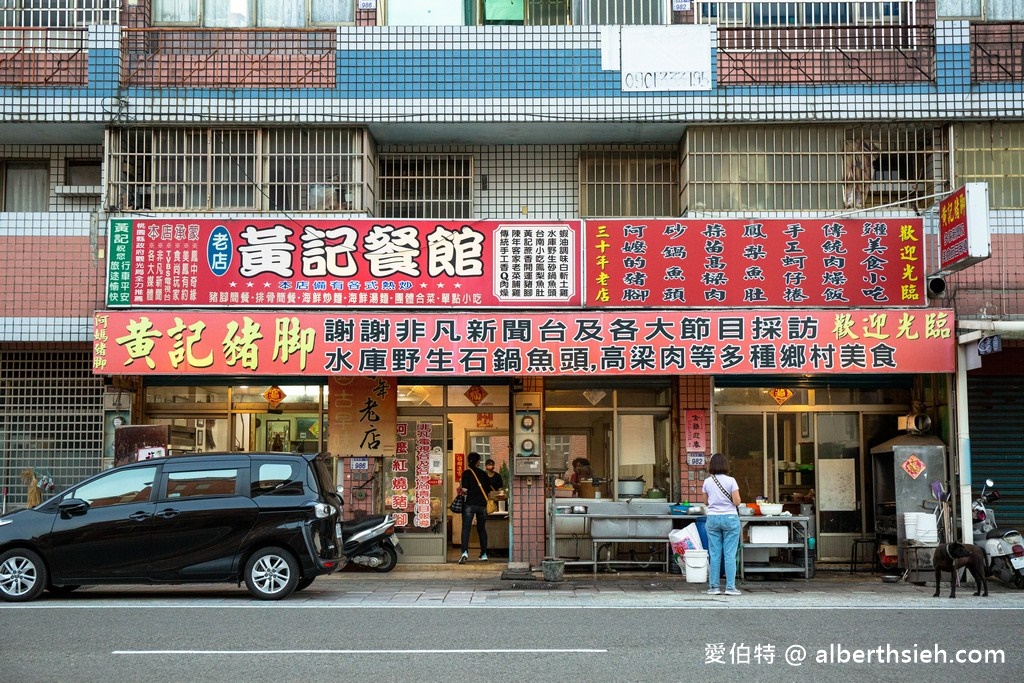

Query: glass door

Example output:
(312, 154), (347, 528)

(714, 413), (768, 502)
(385, 416), (448, 563)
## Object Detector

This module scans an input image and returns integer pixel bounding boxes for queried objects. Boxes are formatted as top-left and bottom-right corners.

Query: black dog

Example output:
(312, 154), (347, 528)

(932, 542), (989, 598)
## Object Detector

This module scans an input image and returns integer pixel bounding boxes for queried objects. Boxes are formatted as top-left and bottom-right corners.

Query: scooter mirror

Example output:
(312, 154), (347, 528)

(985, 479), (995, 488)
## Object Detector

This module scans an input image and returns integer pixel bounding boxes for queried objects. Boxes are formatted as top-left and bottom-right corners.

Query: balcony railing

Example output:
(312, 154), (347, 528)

(971, 21), (1024, 82)
(0, 27), (87, 85)
(123, 29), (336, 88)
(695, 0), (918, 51)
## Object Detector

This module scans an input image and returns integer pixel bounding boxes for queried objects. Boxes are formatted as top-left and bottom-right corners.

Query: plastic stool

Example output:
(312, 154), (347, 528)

(850, 538), (879, 573)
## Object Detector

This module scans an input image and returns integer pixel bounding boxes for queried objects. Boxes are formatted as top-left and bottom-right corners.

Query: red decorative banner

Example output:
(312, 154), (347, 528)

(106, 218), (582, 308)
(587, 218), (925, 308)
(93, 309), (955, 376)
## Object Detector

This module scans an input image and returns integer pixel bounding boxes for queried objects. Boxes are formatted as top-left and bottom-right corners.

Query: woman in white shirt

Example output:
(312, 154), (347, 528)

(702, 453), (743, 596)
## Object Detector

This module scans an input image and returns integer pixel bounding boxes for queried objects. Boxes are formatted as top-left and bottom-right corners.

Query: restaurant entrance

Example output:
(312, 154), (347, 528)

(714, 384), (910, 562)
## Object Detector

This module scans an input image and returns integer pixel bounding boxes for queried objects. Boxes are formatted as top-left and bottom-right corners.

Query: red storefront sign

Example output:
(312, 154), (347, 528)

(93, 309), (954, 376)
(106, 218), (582, 308)
(587, 218), (925, 308)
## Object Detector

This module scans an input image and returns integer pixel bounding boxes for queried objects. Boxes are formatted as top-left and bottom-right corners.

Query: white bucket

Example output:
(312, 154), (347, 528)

(904, 513), (918, 541)
(915, 514), (938, 542)
(684, 549), (709, 584)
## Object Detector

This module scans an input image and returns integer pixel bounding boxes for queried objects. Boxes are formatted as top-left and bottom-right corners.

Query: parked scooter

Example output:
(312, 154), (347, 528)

(971, 479), (1024, 588)
(336, 483), (402, 572)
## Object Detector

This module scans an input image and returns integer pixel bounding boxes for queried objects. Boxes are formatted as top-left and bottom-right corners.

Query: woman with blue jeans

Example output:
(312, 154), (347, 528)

(702, 452), (742, 596)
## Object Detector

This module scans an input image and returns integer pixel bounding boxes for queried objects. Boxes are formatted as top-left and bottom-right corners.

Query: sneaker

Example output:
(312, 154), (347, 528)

(724, 588), (742, 596)
(459, 552), (468, 564)
(479, 553), (489, 561)
(706, 587), (722, 595)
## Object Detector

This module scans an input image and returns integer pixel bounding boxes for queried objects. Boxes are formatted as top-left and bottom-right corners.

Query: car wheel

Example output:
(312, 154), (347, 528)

(294, 576), (315, 592)
(0, 549), (48, 602)
(244, 547), (299, 600)
(46, 584), (81, 595)
(372, 544), (399, 573)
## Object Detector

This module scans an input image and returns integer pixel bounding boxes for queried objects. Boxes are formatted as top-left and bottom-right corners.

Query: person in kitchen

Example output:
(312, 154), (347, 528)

(703, 452), (743, 596)
(485, 458), (503, 491)
(566, 457), (592, 485)
(459, 452), (494, 564)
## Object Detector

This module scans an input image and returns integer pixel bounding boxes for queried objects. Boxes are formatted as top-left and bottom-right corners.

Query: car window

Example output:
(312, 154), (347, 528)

(164, 468), (240, 499)
(72, 466), (158, 508)
(252, 462), (304, 496)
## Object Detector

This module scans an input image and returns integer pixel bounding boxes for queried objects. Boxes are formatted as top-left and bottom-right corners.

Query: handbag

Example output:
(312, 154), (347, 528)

(449, 493), (466, 513)
(469, 468), (499, 514)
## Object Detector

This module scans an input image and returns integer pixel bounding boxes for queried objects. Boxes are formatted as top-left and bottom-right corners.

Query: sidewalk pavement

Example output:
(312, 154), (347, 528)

(314, 562), (1024, 609)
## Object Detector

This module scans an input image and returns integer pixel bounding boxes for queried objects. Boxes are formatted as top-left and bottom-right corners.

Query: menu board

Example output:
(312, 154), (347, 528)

(106, 218), (581, 309)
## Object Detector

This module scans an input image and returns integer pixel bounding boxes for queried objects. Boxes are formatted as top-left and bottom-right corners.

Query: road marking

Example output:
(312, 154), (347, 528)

(4, 602), (1022, 611)
(113, 648), (607, 655)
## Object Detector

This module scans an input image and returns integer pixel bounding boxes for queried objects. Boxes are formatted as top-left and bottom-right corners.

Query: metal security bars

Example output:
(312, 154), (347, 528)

(0, 348), (105, 509)
(378, 155), (474, 219)
(477, 0), (669, 25)
(955, 122), (1024, 209)
(579, 151), (679, 218)
(696, 0), (919, 50)
(0, 0), (118, 28)
(682, 124), (948, 214)
(107, 127), (367, 213)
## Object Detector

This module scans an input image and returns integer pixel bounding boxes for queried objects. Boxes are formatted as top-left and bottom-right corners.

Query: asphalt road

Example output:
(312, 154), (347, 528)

(1, 594), (1019, 683)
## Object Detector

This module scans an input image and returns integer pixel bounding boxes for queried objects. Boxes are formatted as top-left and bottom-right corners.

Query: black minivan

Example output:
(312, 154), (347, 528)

(0, 452), (344, 601)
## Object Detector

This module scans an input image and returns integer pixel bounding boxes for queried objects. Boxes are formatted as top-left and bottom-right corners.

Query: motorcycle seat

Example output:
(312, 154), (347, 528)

(345, 515), (389, 534)
(986, 527), (1019, 539)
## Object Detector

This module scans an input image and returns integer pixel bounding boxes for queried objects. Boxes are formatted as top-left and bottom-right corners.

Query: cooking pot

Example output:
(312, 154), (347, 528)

(645, 487), (666, 499)
(617, 479), (644, 496)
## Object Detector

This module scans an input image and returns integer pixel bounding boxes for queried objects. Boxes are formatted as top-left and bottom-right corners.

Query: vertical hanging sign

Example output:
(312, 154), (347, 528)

(685, 409), (706, 466)
(327, 376), (397, 457)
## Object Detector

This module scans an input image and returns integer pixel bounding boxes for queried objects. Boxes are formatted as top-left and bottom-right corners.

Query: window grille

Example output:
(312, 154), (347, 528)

(0, 0), (119, 27)
(0, 349), (105, 508)
(579, 151), (679, 218)
(152, 0), (354, 27)
(378, 155), (474, 219)
(573, 0), (667, 24)
(476, 0), (667, 25)
(528, 0), (571, 24)
(108, 127), (366, 212)
(0, 0), (112, 53)
(696, 1), (918, 50)
(955, 123), (1024, 209)
(683, 124), (947, 213)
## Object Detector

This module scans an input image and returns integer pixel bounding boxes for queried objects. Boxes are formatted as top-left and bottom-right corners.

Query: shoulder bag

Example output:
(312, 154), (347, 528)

(710, 475), (738, 512)
(470, 468), (499, 514)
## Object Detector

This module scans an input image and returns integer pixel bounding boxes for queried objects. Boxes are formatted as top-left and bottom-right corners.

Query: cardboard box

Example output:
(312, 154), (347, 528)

(749, 524), (790, 544)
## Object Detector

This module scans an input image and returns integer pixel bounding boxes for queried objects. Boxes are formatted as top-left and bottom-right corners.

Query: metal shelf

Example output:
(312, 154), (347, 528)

(739, 516), (812, 579)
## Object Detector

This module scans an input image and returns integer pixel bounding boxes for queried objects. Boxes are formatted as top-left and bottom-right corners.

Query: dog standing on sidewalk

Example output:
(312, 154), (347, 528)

(932, 542), (989, 598)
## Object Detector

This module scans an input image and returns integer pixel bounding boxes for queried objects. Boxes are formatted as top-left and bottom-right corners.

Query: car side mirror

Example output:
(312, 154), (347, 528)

(58, 498), (90, 518)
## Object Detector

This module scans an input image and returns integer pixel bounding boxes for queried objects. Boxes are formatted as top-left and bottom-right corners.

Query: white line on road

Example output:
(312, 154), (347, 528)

(113, 648), (607, 655)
